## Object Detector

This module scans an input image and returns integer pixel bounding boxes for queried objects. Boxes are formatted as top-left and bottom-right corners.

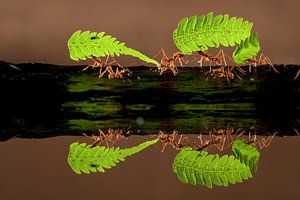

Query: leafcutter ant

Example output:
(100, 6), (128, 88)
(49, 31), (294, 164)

(82, 129), (114, 147)
(245, 53), (278, 73)
(246, 132), (277, 149)
(195, 134), (225, 151)
(82, 56), (131, 79)
(197, 50), (227, 69)
(158, 130), (187, 152)
(82, 128), (130, 147)
(206, 127), (245, 150)
(153, 49), (187, 75)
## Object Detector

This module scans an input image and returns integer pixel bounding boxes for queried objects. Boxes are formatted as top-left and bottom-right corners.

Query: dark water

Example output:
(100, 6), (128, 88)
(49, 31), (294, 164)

(0, 62), (299, 140)
(0, 62), (299, 199)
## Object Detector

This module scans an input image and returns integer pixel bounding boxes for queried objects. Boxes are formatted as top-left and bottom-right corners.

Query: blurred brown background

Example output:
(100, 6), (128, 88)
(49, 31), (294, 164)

(0, 136), (300, 200)
(0, 0), (299, 65)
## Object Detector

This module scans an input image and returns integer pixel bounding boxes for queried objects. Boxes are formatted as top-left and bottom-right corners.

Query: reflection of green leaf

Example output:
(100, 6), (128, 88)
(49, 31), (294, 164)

(66, 74), (122, 93)
(66, 73), (161, 93)
(67, 119), (100, 130)
(172, 103), (255, 111)
(126, 104), (154, 111)
(63, 100), (121, 116)
(67, 139), (159, 174)
(232, 139), (260, 172)
(173, 148), (252, 188)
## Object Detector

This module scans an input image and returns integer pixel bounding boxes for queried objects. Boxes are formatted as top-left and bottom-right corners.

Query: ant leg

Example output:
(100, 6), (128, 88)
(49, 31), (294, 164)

(109, 57), (123, 68)
(83, 57), (102, 71)
(98, 56), (110, 75)
(198, 134), (204, 145)
(293, 70), (300, 81)
(82, 132), (89, 138)
(169, 62), (178, 75)
(263, 132), (277, 147)
(152, 49), (165, 60)
(161, 143), (168, 152)
(209, 60), (213, 72)
(98, 66), (110, 79)
(177, 135), (184, 144)
(179, 55), (189, 66)
(262, 54), (279, 73)
(198, 56), (204, 67)
(258, 54), (267, 66)
(215, 49), (227, 66)
(224, 129), (245, 149)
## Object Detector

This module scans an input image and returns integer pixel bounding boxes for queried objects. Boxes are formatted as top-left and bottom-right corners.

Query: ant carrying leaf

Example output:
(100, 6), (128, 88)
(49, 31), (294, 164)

(152, 49), (187, 75)
(157, 130), (188, 152)
(82, 56), (131, 79)
(246, 132), (277, 149)
(82, 128), (131, 147)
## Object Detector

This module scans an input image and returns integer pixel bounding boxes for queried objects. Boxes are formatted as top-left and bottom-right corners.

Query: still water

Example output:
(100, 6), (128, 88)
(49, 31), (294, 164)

(0, 63), (299, 199)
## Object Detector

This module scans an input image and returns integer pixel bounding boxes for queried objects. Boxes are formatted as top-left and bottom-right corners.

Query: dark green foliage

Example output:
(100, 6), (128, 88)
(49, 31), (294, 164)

(173, 12), (253, 54)
(67, 139), (158, 174)
(173, 147), (252, 188)
(233, 32), (261, 64)
(232, 139), (260, 172)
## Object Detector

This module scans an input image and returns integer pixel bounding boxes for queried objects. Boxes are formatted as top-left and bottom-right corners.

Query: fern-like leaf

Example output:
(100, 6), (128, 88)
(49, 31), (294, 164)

(172, 148), (252, 188)
(67, 30), (159, 66)
(232, 139), (260, 172)
(173, 12), (253, 54)
(232, 32), (261, 64)
(67, 138), (158, 174)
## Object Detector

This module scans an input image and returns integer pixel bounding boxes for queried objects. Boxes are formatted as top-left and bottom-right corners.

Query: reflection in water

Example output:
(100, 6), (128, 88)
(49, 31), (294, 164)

(68, 129), (265, 189)
(1, 65), (299, 139)
(67, 139), (159, 174)
(62, 70), (299, 135)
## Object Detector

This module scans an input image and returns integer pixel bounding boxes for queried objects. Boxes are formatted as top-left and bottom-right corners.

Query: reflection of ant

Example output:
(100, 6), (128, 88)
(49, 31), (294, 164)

(246, 132), (277, 149)
(245, 53), (278, 73)
(82, 129), (113, 147)
(158, 130), (187, 152)
(153, 49), (187, 75)
(82, 56), (131, 79)
(196, 127), (245, 151)
(83, 128), (130, 147)
(195, 134), (225, 151)
(195, 50), (248, 82)
(206, 66), (235, 81)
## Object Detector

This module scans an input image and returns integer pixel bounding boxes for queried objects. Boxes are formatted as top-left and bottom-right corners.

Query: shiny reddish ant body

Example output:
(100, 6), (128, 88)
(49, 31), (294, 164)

(246, 132), (277, 149)
(82, 56), (131, 79)
(154, 49), (187, 75)
(245, 53), (278, 73)
(158, 130), (187, 152)
(83, 128), (130, 147)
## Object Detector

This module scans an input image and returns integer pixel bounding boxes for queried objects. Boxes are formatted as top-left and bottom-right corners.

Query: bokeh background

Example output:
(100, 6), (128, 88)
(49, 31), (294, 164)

(0, 0), (299, 65)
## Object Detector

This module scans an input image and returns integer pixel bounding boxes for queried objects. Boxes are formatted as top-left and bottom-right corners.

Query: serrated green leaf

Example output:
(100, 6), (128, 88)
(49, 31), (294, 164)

(67, 30), (159, 66)
(173, 13), (254, 54)
(67, 139), (158, 174)
(173, 148), (252, 188)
